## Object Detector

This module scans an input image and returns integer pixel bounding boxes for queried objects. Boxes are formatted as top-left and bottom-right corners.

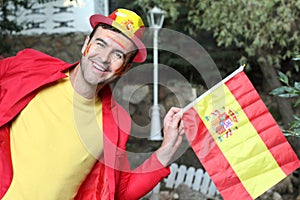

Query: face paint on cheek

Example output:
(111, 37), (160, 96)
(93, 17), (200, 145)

(114, 64), (128, 76)
(84, 43), (91, 56)
(114, 66), (124, 75)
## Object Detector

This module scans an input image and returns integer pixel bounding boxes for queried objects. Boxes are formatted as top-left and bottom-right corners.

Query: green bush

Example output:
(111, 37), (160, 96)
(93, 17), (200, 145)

(270, 71), (300, 137)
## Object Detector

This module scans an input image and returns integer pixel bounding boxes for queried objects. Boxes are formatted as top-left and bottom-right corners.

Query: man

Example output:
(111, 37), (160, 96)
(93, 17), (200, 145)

(0, 8), (183, 200)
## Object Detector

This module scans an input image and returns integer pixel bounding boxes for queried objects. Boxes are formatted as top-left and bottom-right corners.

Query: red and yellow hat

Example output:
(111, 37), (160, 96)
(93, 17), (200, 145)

(90, 8), (147, 63)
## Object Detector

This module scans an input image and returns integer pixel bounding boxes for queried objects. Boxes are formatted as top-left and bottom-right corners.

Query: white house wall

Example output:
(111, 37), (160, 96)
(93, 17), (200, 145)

(16, 0), (108, 35)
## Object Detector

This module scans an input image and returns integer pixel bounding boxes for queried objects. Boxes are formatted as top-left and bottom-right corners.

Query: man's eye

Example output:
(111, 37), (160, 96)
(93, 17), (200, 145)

(113, 52), (124, 60)
(97, 41), (105, 48)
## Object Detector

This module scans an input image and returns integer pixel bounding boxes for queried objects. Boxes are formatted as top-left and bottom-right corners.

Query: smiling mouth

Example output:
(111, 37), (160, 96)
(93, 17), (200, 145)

(92, 62), (111, 72)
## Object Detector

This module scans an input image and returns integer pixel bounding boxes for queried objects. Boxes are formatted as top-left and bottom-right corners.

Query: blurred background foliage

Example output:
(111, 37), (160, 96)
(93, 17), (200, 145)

(117, 0), (300, 131)
(0, 0), (32, 54)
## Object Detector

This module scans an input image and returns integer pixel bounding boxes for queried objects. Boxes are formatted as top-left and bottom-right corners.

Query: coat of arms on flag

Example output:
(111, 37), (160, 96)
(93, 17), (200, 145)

(205, 107), (239, 142)
(182, 66), (300, 200)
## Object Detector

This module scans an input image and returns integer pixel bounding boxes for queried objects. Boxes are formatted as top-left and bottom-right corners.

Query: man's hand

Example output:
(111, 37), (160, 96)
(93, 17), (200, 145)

(156, 107), (184, 166)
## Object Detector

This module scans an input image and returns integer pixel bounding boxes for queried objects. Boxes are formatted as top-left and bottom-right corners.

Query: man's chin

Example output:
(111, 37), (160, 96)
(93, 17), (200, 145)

(96, 76), (118, 87)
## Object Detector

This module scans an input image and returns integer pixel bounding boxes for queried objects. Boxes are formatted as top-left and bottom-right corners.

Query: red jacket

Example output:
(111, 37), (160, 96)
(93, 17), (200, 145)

(0, 49), (170, 200)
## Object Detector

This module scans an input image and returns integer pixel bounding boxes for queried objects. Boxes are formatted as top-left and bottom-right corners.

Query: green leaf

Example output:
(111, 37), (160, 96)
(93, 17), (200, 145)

(283, 129), (300, 137)
(294, 82), (300, 90)
(278, 93), (298, 98)
(290, 120), (300, 129)
(293, 115), (300, 121)
(270, 86), (294, 95)
(294, 98), (300, 107)
(270, 88), (282, 95)
(278, 71), (289, 85)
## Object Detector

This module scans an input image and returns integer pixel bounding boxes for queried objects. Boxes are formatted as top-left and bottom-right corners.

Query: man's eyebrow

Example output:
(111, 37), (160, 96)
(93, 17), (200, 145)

(95, 38), (107, 45)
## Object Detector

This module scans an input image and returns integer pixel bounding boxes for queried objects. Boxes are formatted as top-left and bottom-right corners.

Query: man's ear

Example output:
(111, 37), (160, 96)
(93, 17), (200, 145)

(81, 36), (90, 55)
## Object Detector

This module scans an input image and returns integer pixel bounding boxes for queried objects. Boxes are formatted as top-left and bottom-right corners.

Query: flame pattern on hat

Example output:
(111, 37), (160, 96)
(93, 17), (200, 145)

(109, 9), (145, 39)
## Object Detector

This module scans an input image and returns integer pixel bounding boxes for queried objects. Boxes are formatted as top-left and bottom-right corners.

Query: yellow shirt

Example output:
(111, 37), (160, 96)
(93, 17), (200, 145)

(4, 73), (103, 200)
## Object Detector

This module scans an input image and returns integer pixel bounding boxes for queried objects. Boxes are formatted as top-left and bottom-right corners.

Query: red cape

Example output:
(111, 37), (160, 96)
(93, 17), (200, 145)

(0, 49), (169, 199)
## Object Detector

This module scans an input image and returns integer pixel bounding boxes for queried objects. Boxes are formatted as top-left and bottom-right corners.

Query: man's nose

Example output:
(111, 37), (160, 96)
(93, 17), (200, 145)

(100, 51), (111, 63)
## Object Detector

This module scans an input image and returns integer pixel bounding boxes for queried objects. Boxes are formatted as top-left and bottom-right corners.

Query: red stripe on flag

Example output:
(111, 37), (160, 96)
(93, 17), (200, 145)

(183, 107), (252, 199)
(225, 72), (300, 174)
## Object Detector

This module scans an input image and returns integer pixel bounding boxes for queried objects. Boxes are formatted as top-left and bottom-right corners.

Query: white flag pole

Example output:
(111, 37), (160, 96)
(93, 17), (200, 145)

(181, 65), (245, 114)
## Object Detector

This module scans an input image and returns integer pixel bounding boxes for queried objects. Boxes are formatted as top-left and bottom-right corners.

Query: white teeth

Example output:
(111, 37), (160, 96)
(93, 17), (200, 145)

(93, 63), (105, 72)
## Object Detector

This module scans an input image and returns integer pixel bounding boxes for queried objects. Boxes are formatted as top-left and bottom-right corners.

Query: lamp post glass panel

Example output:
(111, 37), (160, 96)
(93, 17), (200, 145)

(147, 6), (165, 141)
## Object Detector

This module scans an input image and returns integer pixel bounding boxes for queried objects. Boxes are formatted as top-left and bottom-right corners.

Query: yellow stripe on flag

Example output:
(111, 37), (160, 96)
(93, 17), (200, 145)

(193, 84), (286, 199)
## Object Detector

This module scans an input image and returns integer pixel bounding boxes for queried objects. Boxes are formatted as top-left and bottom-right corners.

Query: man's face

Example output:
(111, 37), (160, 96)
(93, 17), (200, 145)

(80, 26), (136, 86)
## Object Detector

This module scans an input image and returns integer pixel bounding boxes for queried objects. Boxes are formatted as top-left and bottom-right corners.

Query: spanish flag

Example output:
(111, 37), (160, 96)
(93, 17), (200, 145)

(182, 66), (300, 199)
